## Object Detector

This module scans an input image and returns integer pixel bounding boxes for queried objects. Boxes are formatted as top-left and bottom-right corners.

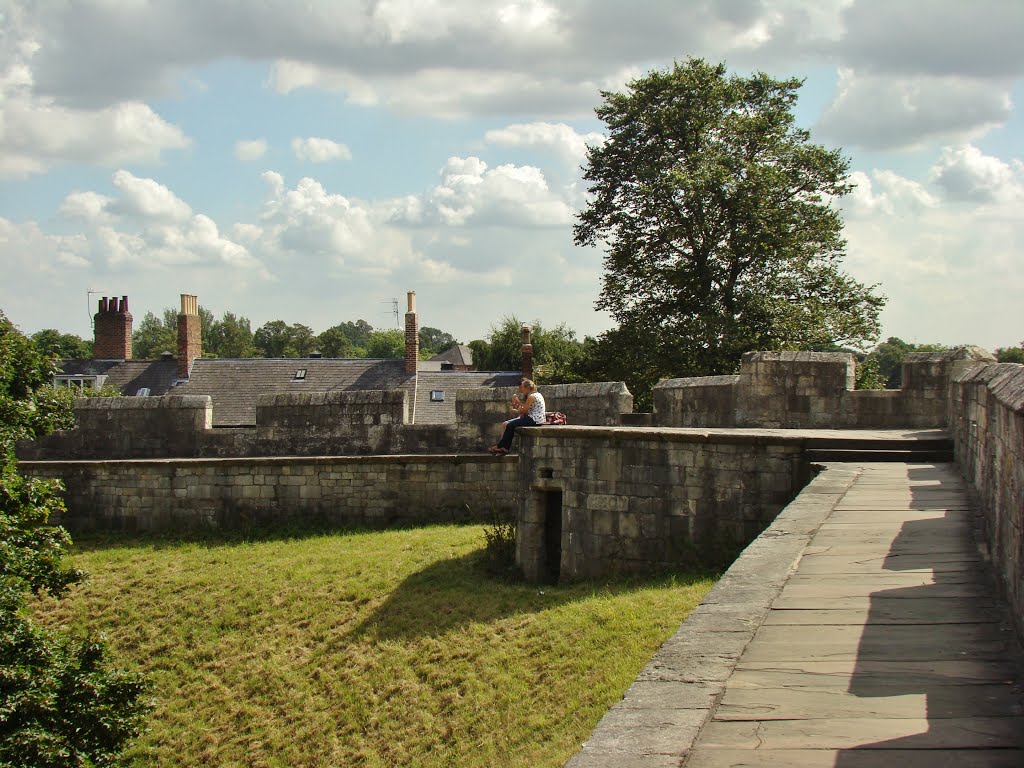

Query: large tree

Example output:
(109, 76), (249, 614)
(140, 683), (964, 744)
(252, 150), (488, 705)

(575, 59), (884, 392)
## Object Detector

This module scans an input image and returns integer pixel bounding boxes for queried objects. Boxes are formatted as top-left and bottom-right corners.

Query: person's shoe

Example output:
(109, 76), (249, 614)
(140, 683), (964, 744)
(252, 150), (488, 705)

(487, 445), (502, 454)
(492, 447), (508, 456)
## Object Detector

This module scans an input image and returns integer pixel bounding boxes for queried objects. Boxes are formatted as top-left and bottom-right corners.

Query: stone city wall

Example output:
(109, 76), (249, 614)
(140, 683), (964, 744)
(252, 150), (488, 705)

(21, 454), (519, 534)
(515, 426), (810, 583)
(654, 348), (996, 430)
(950, 362), (1024, 644)
(17, 382), (633, 461)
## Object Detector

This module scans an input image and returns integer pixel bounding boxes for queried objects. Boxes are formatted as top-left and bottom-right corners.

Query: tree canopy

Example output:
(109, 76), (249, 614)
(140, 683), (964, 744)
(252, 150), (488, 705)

(575, 58), (884, 401)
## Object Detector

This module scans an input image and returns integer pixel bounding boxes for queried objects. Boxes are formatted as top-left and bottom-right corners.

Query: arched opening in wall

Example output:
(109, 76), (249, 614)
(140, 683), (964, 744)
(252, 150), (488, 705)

(541, 489), (563, 584)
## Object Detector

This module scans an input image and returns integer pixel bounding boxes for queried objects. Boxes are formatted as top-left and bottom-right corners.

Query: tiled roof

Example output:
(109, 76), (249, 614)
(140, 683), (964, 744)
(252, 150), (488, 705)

(427, 344), (474, 367)
(176, 358), (415, 426)
(59, 359), (179, 397)
(410, 371), (521, 424)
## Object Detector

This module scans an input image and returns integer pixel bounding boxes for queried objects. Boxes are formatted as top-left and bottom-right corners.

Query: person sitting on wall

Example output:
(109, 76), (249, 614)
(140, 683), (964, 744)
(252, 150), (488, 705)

(489, 379), (546, 455)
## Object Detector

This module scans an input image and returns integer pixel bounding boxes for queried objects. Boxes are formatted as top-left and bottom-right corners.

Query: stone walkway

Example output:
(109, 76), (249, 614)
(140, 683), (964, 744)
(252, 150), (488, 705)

(568, 463), (1024, 767)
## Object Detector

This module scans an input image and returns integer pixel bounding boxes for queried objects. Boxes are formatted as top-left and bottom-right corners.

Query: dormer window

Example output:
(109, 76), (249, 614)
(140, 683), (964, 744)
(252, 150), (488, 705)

(294, 368), (307, 381)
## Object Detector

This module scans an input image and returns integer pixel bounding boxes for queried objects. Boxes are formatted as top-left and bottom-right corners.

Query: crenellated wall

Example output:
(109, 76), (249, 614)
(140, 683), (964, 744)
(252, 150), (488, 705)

(516, 426), (810, 582)
(17, 382), (634, 461)
(22, 454), (519, 534)
(949, 362), (1024, 644)
(654, 348), (996, 429)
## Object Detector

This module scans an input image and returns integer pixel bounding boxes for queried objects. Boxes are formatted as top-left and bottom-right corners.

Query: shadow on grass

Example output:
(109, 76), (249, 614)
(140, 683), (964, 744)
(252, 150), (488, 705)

(350, 551), (713, 642)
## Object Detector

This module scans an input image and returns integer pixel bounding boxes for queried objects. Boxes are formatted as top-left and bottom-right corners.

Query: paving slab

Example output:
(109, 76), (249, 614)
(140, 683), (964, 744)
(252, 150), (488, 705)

(564, 462), (1024, 768)
(696, 716), (1024, 750)
(684, 749), (1024, 768)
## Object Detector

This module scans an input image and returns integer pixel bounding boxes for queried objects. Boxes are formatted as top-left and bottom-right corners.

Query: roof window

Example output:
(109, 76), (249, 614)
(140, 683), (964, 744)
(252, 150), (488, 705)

(294, 368), (307, 381)
(430, 390), (445, 402)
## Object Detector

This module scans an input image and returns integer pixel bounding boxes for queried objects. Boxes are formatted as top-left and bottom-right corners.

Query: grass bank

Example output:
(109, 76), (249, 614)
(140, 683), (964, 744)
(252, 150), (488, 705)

(34, 525), (714, 767)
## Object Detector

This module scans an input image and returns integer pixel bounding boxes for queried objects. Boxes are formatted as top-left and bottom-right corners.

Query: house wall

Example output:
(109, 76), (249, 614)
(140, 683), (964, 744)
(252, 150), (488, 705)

(22, 454), (519, 533)
(949, 362), (1024, 644)
(515, 426), (809, 582)
(654, 348), (996, 429)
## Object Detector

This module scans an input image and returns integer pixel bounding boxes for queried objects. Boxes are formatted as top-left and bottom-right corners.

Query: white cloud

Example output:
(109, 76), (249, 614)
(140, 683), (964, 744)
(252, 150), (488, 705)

(291, 137), (353, 163)
(109, 170), (193, 221)
(425, 156), (573, 227)
(930, 145), (1024, 204)
(235, 139), (268, 162)
(840, 162), (1024, 348)
(817, 69), (1012, 150)
(484, 122), (604, 166)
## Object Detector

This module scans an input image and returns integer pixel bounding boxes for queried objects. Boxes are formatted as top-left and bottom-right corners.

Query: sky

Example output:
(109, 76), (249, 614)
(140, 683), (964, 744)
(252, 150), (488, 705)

(1, 0), (1022, 351)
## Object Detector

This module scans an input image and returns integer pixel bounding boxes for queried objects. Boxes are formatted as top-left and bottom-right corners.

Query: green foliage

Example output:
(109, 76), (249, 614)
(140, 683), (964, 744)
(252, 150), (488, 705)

(131, 311), (177, 360)
(29, 330), (91, 360)
(254, 321), (315, 358)
(574, 58), (885, 405)
(471, 316), (587, 380)
(364, 329), (405, 358)
(864, 337), (948, 388)
(418, 327), (458, 358)
(205, 312), (257, 358)
(854, 354), (886, 390)
(0, 311), (150, 766)
(479, 511), (518, 578)
(995, 342), (1024, 364)
(314, 325), (356, 358)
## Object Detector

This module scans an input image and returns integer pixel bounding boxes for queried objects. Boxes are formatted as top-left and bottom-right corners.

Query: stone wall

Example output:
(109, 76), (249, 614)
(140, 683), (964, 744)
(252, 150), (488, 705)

(515, 426), (809, 583)
(22, 454), (519, 533)
(949, 362), (1024, 643)
(654, 348), (996, 429)
(17, 382), (633, 461)
(453, 382), (634, 450)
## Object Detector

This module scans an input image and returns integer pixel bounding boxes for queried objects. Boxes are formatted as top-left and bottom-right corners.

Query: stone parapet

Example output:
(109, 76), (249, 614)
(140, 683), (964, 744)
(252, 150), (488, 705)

(950, 361), (1024, 645)
(22, 453), (519, 534)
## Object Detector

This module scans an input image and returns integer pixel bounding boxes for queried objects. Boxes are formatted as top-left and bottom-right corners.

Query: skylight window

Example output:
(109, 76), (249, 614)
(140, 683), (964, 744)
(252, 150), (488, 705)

(294, 369), (307, 381)
(430, 390), (445, 402)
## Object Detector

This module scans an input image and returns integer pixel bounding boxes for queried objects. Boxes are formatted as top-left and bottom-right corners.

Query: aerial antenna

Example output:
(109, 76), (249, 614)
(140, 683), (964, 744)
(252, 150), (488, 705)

(86, 288), (98, 329)
(381, 298), (400, 328)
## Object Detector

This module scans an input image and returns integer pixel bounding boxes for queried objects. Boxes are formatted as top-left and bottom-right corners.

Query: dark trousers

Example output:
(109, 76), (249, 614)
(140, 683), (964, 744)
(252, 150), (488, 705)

(497, 415), (539, 450)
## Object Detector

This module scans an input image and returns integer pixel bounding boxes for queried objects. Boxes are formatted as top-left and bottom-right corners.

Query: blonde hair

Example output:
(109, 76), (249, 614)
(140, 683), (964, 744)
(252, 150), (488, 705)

(520, 379), (538, 392)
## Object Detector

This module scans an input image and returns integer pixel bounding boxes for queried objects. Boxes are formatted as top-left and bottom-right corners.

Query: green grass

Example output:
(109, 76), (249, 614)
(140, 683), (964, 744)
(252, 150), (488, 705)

(33, 525), (715, 768)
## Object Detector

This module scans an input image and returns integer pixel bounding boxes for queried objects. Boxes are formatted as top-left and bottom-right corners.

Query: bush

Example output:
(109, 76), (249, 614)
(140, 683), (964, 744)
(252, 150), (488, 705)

(479, 511), (519, 579)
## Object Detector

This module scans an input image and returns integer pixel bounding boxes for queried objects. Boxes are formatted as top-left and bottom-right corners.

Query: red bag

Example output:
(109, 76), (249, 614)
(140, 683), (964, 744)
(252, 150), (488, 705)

(545, 411), (567, 425)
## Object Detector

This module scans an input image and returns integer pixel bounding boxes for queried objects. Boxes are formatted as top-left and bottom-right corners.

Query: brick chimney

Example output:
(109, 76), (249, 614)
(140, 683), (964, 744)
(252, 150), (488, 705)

(521, 324), (533, 380)
(93, 295), (133, 360)
(404, 291), (418, 375)
(177, 294), (202, 379)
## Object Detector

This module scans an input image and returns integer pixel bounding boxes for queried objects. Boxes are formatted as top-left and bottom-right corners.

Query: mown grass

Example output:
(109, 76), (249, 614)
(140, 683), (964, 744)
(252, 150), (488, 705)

(33, 525), (714, 768)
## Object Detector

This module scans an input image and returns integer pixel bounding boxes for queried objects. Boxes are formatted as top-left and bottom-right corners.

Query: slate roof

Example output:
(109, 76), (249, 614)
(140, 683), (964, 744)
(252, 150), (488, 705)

(175, 358), (412, 426)
(173, 358), (520, 427)
(58, 359), (179, 397)
(410, 371), (520, 425)
(427, 344), (474, 368)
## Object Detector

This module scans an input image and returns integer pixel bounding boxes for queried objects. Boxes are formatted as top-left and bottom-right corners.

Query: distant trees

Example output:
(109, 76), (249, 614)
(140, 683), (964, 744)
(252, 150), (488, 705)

(469, 316), (588, 381)
(995, 342), (1024, 364)
(30, 329), (92, 360)
(864, 337), (949, 389)
(253, 321), (315, 358)
(418, 327), (458, 358)
(132, 311), (177, 359)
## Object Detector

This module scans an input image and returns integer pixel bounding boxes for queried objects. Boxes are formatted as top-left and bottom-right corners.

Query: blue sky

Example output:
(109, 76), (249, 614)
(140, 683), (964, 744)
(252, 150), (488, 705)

(1, 1), (1022, 351)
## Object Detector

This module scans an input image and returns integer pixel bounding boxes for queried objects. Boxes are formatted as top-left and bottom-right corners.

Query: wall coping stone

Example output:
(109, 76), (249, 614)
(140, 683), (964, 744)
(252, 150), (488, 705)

(564, 463), (862, 767)
(654, 375), (739, 389)
(75, 395), (212, 410)
(18, 453), (516, 469)
(523, 425), (949, 447)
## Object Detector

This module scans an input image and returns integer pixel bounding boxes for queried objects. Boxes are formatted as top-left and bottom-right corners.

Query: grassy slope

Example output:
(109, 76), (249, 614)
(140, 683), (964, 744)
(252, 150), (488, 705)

(34, 525), (714, 768)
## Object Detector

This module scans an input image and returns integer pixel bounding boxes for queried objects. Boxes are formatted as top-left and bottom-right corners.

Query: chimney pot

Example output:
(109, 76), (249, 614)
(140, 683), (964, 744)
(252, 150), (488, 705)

(407, 291), (416, 313)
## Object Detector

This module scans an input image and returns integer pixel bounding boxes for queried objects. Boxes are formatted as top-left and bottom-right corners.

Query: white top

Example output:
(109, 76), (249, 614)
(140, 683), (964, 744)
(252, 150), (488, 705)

(526, 392), (546, 424)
